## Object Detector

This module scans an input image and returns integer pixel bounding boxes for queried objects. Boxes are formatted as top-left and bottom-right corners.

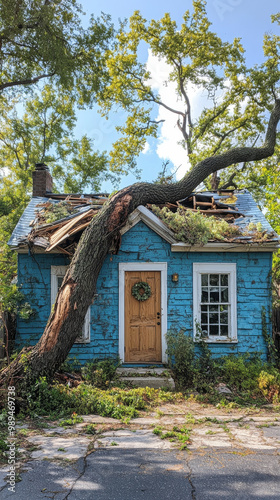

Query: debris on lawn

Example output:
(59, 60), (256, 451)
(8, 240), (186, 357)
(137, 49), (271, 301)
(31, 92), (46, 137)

(54, 371), (83, 388)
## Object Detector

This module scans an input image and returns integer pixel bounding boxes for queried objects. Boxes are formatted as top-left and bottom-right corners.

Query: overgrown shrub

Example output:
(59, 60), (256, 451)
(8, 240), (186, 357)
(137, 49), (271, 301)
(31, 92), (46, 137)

(82, 357), (121, 388)
(166, 329), (218, 391)
(218, 354), (263, 392)
(166, 328), (280, 402)
(194, 341), (219, 392)
(60, 356), (82, 373)
(258, 368), (280, 402)
(166, 329), (196, 389)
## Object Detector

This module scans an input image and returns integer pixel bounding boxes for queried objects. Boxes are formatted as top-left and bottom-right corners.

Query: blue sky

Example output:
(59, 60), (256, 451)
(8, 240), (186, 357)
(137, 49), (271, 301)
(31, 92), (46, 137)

(76, 0), (280, 191)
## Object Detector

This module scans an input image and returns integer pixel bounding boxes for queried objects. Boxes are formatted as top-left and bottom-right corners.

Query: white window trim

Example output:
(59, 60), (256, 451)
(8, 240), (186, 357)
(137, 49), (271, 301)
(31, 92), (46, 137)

(51, 266), (90, 344)
(119, 262), (168, 364)
(193, 263), (237, 343)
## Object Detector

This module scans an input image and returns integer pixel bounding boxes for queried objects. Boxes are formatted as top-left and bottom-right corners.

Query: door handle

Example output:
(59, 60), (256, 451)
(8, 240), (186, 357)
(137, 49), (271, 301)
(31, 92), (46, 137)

(157, 322), (161, 325)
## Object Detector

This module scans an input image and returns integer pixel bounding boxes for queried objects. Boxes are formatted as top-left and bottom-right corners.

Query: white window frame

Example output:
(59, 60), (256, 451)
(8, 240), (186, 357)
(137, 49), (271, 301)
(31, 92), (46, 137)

(51, 266), (90, 343)
(193, 263), (237, 343)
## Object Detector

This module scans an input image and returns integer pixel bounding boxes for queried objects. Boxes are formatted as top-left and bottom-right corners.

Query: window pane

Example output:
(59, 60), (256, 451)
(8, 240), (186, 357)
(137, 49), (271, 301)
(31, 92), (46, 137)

(221, 274), (228, 286)
(209, 305), (218, 313)
(201, 274), (208, 286)
(210, 288), (219, 302)
(220, 324), (229, 336)
(209, 325), (219, 336)
(220, 309), (228, 324)
(210, 274), (219, 286)
(201, 288), (208, 302)
(201, 313), (208, 324)
(201, 326), (208, 336)
(209, 312), (218, 324)
(221, 287), (228, 303)
(201, 305), (208, 312)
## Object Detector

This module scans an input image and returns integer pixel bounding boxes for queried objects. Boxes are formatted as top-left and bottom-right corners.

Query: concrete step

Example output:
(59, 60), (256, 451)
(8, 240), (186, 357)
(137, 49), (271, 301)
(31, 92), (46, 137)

(116, 367), (175, 390)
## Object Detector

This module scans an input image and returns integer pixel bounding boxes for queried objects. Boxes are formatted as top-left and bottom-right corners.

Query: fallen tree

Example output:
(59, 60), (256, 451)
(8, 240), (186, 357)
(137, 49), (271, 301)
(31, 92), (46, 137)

(1, 2), (280, 393)
(0, 98), (280, 390)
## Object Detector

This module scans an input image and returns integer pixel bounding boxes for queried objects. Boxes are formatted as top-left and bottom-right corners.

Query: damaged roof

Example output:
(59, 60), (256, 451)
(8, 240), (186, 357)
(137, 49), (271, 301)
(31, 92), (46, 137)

(8, 189), (279, 253)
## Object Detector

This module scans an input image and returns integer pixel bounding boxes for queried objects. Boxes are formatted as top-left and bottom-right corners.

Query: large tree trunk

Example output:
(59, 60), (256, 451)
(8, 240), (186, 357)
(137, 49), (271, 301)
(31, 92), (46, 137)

(1, 99), (280, 390)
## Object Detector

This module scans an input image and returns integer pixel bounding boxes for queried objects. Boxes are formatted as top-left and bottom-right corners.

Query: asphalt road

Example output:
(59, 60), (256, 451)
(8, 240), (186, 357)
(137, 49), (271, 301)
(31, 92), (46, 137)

(1, 444), (280, 499)
(1, 413), (280, 499)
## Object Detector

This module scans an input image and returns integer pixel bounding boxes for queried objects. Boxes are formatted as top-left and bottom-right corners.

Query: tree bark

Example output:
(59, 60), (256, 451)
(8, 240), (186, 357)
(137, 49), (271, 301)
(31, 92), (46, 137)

(1, 99), (280, 390)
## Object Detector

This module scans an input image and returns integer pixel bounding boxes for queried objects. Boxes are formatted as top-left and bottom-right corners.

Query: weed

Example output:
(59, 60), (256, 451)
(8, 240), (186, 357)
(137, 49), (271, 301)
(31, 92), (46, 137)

(153, 426), (162, 436)
(220, 423), (230, 433)
(57, 448), (66, 452)
(59, 413), (84, 426)
(85, 424), (97, 435)
(17, 429), (28, 436)
(216, 400), (239, 409)
(111, 441), (118, 446)
(153, 425), (191, 450)
(156, 410), (164, 417)
(185, 413), (196, 424)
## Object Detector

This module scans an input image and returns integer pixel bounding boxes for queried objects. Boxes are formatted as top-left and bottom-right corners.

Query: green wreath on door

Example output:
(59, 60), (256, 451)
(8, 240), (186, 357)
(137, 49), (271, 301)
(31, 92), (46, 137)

(131, 281), (152, 301)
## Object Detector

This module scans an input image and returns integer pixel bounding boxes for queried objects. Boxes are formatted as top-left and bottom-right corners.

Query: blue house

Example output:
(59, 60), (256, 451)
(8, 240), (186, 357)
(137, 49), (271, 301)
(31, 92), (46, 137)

(8, 164), (279, 365)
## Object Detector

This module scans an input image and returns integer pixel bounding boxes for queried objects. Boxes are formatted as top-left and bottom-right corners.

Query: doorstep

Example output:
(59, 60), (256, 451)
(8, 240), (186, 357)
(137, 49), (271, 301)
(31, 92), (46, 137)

(116, 366), (175, 390)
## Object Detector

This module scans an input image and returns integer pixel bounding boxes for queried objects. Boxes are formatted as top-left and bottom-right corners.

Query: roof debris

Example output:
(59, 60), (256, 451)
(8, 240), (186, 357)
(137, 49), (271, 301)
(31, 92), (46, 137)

(27, 194), (109, 254)
(9, 190), (279, 254)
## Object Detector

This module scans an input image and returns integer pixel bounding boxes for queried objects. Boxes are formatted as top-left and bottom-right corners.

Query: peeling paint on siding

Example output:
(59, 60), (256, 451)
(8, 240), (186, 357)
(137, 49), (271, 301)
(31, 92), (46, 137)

(16, 220), (272, 363)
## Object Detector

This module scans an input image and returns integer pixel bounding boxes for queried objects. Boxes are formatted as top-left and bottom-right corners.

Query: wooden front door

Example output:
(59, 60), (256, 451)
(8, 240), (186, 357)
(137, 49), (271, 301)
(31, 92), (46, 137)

(125, 271), (162, 363)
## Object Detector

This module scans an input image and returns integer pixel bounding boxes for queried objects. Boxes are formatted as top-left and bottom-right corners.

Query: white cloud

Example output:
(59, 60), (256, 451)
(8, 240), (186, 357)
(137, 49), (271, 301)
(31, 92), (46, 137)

(145, 50), (215, 179)
(142, 141), (151, 155)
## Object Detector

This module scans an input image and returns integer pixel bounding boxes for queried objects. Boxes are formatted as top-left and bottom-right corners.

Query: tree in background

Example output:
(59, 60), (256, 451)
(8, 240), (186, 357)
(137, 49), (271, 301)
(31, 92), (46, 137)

(0, 0), (280, 388)
(0, 84), (108, 322)
(0, 0), (114, 347)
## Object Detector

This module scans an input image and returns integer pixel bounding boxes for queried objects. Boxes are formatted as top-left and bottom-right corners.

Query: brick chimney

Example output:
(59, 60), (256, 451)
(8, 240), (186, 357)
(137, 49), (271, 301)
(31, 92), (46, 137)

(32, 163), (53, 197)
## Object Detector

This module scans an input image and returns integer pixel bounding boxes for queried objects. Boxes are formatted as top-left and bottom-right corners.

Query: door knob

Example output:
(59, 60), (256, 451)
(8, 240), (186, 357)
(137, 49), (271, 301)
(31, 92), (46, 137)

(157, 322), (161, 325)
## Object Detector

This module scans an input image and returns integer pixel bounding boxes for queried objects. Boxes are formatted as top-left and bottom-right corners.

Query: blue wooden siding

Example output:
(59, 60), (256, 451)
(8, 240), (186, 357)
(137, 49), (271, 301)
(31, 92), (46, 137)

(16, 220), (272, 363)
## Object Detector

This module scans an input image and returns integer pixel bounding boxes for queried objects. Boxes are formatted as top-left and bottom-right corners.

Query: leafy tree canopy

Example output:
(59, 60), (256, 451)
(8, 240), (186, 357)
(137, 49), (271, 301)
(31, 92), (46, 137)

(0, 0), (115, 314)
(0, 0), (113, 95)
(92, 1), (279, 187)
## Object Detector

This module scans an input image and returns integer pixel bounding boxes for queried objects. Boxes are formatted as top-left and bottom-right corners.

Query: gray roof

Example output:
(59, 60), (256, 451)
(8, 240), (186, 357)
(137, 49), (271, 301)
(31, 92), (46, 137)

(202, 190), (276, 234)
(8, 197), (49, 249)
(8, 190), (279, 250)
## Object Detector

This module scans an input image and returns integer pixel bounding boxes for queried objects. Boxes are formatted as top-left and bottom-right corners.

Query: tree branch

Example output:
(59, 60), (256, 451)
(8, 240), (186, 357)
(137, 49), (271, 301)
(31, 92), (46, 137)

(212, 121), (249, 155)
(219, 171), (238, 190)
(0, 73), (55, 91)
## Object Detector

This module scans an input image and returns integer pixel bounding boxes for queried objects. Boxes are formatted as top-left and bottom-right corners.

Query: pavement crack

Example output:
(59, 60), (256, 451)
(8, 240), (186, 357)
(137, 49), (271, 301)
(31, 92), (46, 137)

(185, 455), (196, 500)
(63, 450), (93, 500)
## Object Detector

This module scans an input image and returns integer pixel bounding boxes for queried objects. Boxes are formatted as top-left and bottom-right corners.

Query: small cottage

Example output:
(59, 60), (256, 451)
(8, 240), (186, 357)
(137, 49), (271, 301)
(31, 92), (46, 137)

(8, 164), (279, 365)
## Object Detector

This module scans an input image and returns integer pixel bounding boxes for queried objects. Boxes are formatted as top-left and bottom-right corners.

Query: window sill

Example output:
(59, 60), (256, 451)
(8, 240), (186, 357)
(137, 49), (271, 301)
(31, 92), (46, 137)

(194, 338), (238, 344)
